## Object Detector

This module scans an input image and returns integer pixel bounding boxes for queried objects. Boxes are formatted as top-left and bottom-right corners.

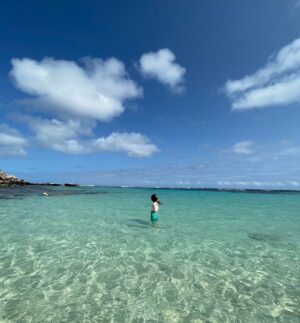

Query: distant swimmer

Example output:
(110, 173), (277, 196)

(43, 192), (49, 197)
(150, 194), (161, 224)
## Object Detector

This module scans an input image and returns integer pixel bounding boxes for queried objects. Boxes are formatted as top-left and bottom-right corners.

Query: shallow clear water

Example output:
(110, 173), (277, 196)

(0, 186), (299, 322)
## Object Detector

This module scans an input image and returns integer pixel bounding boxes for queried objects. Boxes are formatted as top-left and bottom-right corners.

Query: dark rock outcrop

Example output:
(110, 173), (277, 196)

(0, 171), (30, 186)
(0, 171), (80, 187)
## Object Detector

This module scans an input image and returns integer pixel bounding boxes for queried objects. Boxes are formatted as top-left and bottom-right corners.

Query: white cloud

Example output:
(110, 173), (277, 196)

(293, 1), (300, 9)
(249, 156), (262, 162)
(289, 181), (299, 186)
(176, 180), (191, 186)
(279, 146), (300, 157)
(234, 181), (248, 186)
(10, 57), (142, 121)
(232, 141), (254, 154)
(9, 56), (160, 157)
(20, 116), (158, 157)
(217, 181), (288, 188)
(24, 117), (92, 154)
(218, 181), (232, 186)
(93, 132), (158, 157)
(139, 49), (186, 92)
(252, 181), (285, 187)
(224, 37), (300, 110)
(0, 124), (28, 156)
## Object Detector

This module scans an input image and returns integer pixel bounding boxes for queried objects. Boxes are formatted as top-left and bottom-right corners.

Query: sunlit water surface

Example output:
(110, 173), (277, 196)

(0, 186), (299, 322)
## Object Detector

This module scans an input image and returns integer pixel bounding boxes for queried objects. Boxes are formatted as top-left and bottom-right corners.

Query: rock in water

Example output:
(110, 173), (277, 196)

(248, 232), (283, 241)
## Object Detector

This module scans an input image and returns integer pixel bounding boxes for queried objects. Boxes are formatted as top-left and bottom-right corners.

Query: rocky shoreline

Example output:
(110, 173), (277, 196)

(0, 171), (29, 186)
(0, 171), (79, 187)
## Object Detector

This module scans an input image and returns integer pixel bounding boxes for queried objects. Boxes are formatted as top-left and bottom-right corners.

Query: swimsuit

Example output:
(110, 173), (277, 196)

(151, 211), (159, 222)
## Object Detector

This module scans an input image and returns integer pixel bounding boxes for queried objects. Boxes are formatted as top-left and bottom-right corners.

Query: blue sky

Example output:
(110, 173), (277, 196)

(0, 0), (300, 188)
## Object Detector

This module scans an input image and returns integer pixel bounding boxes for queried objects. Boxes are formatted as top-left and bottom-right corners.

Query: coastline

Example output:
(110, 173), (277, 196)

(1, 170), (299, 193)
(0, 171), (79, 188)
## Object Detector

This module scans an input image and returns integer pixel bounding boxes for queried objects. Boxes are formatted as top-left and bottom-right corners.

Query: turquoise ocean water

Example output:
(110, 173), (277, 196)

(0, 186), (299, 322)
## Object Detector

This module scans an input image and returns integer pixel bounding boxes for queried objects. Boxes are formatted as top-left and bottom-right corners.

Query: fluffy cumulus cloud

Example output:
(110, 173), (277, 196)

(19, 115), (157, 157)
(22, 116), (92, 154)
(10, 57), (142, 121)
(224, 37), (300, 110)
(8, 56), (159, 157)
(0, 124), (28, 156)
(93, 132), (158, 157)
(138, 49), (186, 92)
(232, 141), (254, 154)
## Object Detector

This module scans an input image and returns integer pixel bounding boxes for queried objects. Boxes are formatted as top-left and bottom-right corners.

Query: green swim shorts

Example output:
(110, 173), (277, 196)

(151, 211), (159, 222)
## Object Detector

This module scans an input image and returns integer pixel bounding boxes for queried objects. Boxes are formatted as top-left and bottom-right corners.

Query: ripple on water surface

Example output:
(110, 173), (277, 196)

(0, 187), (299, 321)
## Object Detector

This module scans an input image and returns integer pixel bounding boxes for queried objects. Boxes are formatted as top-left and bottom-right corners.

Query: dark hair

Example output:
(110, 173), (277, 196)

(151, 194), (158, 202)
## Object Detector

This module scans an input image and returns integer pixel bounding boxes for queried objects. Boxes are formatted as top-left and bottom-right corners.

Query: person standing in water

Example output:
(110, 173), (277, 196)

(150, 194), (160, 223)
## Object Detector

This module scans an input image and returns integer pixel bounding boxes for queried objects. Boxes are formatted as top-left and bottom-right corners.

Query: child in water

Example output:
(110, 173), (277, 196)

(150, 194), (160, 223)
